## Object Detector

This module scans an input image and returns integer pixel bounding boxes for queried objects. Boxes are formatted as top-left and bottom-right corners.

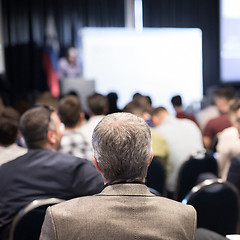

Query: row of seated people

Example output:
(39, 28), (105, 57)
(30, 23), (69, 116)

(1, 88), (240, 195)
(0, 104), (232, 240)
(1, 88), (240, 196)
(0, 88), (240, 239)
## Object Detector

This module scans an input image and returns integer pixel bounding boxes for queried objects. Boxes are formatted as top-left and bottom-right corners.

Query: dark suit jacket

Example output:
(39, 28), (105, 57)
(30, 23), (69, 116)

(227, 154), (240, 192)
(40, 183), (197, 240)
(0, 148), (104, 229)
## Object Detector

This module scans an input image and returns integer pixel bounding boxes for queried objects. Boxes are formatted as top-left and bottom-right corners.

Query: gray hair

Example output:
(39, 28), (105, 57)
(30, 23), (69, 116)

(92, 112), (152, 183)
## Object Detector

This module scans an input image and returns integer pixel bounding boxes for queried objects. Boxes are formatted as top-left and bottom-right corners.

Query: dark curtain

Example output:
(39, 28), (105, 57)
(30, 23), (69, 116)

(2, 0), (125, 102)
(142, 0), (220, 94)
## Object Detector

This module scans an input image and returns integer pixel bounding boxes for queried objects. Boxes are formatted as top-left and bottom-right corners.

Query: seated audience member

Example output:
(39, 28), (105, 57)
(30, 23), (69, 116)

(196, 228), (228, 240)
(216, 99), (240, 179)
(197, 87), (220, 131)
(152, 107), (204, 195)
(106, 92), (121, 114)
(58, 47), (82, 79)
(132, 94), (154, 127)
(0, 106), (104, 240)
(79, 93), (108, 153)
(203, 87), (235, 149)
(40, 112), (196, 240)
(123, 101), (170, 178)
(13, 95), (32, 116)
(171, 95), (198, 125)
(35, 91), (59, 109)
(58, 95), (92, 161)
(0, 107), (27, 165)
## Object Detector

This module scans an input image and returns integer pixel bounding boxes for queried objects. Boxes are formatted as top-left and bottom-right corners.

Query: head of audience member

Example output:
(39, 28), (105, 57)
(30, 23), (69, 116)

(171, 95), (183, 112)
(134, 95), (152, 113)
(0, 107), (20, 146)
(122, 101), (145, 119)
(107, 92), (120, 114)
(19, 106), (64, 150)
(132, 92), (143, 101)
(229, 99), (240, 135)
(92, 112), (153, 184)
(213, 88), (235, 114)
(58, 95), (84, 130)
(35, 91), (58, 109)
(87, 93), (108, 117)
(151, 107), (169, 127)
(13, 95), (32, 116)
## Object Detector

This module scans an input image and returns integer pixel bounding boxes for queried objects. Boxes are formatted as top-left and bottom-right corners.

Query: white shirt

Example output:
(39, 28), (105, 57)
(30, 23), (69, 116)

(154, 115), (204, 192)
(216, 126), (240, 180)
(0, 144), (27, 165)
(79, 115), (104, 161)
(60, 127), (93, 161)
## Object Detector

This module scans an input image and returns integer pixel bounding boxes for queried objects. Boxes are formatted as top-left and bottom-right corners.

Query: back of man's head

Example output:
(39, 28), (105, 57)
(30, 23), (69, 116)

(213, 87), (235, 101)
(19, 106), (55, 149)
(171, 95), (182, 107)
(92, 112), (152, 183)
(87, 93), (108, 116)
(58, 95), (82, 128)
(151, 107), (168, 127)
(0, 107), (20, 146)
(213, 88), (235, 113)
(122, 101), (145, 117)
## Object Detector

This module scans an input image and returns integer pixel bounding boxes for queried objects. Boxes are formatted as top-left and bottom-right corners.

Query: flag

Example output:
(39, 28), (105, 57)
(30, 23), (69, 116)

(42, 15), (60, 97)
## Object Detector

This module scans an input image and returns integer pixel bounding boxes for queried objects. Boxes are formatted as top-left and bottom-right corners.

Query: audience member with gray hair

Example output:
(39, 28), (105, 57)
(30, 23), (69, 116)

(40, 112), (196, 240)
(0, 106), (104, 240)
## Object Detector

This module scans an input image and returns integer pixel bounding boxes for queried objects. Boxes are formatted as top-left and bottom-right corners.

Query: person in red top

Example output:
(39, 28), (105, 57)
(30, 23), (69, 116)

(203, 87), (235, 149)
(171, 95), (198, 125)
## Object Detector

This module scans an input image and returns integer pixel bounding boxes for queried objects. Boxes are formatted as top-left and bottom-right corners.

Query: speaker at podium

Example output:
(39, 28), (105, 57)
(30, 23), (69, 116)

(59, 78), (95, 112)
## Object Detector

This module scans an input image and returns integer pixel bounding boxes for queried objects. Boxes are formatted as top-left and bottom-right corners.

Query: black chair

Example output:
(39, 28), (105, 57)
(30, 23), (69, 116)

(174, 150), (218, 201)
(183, 179), (240, 236)
(9, 198), (64, 240)
(146, 156), (166, 196)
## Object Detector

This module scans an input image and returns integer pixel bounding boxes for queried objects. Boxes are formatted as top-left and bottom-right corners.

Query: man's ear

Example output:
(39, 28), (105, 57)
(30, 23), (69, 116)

(148, 152), (154, 167)
(80, 112), (85, 122)
(93, 156), (103, 174)
(47, 130), (57, 145)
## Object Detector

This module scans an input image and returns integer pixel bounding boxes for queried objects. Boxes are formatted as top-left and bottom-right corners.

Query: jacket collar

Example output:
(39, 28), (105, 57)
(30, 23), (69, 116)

(98, 183), (154, 197)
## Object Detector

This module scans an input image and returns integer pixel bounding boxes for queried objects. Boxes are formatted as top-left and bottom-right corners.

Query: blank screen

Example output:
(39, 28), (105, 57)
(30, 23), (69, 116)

(220, 0), (240, 83)
(81, 28), (203, 111)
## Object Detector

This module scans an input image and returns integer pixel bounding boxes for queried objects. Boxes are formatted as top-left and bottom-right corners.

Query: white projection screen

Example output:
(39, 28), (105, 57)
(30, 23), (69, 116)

(81, 28), (203, 110)
(220, 0), (240, 83)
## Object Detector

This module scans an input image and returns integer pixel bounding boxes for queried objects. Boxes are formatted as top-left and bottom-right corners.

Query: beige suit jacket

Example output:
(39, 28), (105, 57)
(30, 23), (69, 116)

(40, 184), (196, 240)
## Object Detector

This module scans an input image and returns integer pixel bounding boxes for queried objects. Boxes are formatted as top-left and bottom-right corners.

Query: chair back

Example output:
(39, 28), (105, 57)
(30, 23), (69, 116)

(183, 179), (240, 236)
(146, 156), (166, 196)
(9, 198), (64, 240)
(175, 150), (218, 201)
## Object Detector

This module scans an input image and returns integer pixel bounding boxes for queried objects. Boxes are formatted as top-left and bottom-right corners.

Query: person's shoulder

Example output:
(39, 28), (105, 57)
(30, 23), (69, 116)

(49, 195), (98, 216)
(55, 150), (88, 163)
(218, 126), (238, 138)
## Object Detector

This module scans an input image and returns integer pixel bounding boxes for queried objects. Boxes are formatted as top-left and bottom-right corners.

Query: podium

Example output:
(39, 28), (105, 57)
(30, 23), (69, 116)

(60, 78), (95, 112)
